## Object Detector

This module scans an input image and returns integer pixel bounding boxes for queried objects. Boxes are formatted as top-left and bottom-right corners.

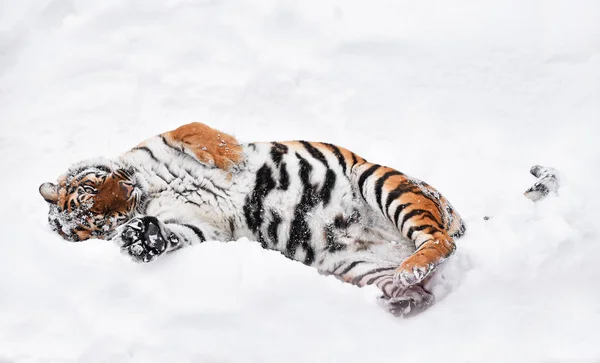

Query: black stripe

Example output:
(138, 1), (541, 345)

(267, 211), (282, 248)
(74, 170), (96, 183)
(160, 135), (183, 153)
(350, 267), (395, 285)
(350, 153), (359, 167)
(156, 160), (178, 182)
(270, 142), (288, 166)
(400, 209), (441, 234)
(112, 169), (126, 179)
(380, 279), (394, 295)
(375, 170), (404, 214)
(278, 162), (290, 190)
(366, 273), (390, 286)
(425, 187), (447, 229)
(385, 184), (422, 214)
(181, 224), (206, 242)
(333, 213), (356, 229)
(193, 182), (224, 201)
(337, 260), (366, 275)
(406, 224), (436, 240)
(357, 164), (380, 199)
(243, 164), (277, 247)
(132, 146), (159, 162)
(320, 169), (337, 206)
(286, 153), (318, 265)
(333, 214), (345, 229)
(185, 199), (203, 208)
(304, 247), (315, 266)
(271, 143), (290, 191)
(323, 143), (347, 174)
(300, 141), (329, 167)
(392, 203), (412, 226)
(228, 218), (235, 235)
(324, 225), (346, 253)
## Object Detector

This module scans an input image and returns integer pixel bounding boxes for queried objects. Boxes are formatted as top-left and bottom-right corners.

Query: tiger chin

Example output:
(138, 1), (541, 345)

(40, 122), (466, 318)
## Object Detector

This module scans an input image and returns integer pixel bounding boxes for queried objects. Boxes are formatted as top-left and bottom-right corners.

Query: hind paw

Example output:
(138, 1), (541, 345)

(378, 285), (435, 318)
(394, 255), (435, 286)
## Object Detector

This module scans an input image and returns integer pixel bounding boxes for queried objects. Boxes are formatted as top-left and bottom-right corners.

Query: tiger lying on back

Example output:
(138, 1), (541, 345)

(39, 122), (465, 317)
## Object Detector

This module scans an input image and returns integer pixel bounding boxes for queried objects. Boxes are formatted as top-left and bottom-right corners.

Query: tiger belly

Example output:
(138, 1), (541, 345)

(238, 143), (412, 268)
(125, 137), (414, 270)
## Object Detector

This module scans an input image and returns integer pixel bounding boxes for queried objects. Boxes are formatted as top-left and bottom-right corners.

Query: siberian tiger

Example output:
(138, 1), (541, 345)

(39, 122), (466, 317)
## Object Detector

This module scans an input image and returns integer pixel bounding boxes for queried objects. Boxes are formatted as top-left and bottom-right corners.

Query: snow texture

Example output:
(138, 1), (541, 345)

(1, 0), (600, 362)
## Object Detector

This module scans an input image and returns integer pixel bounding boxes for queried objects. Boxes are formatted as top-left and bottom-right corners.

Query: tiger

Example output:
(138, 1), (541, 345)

(39, 122), (466, 317)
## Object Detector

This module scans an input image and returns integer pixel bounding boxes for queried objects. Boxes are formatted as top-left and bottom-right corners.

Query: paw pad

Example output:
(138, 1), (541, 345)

(119, 217), (168, 263)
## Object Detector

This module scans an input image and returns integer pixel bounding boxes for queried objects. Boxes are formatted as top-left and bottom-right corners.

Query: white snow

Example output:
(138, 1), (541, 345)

(1, 0), (600, 362)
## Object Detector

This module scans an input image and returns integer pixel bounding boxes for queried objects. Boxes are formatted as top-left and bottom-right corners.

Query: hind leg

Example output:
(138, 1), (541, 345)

(318, 244), (435, 317)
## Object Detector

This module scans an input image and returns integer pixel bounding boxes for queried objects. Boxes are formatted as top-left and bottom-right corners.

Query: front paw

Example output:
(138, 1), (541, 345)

(120, 217), (175, 262)
(393, 255), (435, 286)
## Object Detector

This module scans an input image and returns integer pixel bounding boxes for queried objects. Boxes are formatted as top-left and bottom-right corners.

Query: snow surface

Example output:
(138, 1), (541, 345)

(1, 0), (600, 362)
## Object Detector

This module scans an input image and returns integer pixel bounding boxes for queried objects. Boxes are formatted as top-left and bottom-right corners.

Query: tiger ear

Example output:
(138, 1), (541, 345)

(39, 182), (59, 203)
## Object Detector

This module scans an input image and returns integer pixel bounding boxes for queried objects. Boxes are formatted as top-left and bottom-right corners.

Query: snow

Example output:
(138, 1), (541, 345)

(1, 0), (599, 361)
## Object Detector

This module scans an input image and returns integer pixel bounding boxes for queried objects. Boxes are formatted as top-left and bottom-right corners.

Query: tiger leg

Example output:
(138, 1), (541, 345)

(351, 162), (465, 287)
(390, 190), (458, 286)
(321, 247), (435, 317)
(111, 216), (219, 262)
(394, 229), (456, 287)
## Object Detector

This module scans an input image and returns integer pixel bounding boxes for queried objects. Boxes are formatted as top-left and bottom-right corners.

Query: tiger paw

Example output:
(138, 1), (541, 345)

(378, 285), (435, 318)
(524, 165), (559, 202)
(119, 216), (176, 263)
(393, 256), (435, 286)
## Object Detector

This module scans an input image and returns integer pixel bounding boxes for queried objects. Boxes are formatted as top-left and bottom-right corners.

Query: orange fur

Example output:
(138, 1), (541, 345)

(345, 161), (461, 283)
(397, 233), (455, 276)
(390, 182), (456, 281)
(161, 122), (243, 171)
(317, 142), (366, 166)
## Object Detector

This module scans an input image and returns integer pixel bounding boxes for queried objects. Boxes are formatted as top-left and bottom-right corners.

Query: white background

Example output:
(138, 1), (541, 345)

(1, 0), (599, 362)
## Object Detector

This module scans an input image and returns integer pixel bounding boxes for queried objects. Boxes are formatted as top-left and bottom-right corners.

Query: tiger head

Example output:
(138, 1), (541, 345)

(39, 158), (145, 242)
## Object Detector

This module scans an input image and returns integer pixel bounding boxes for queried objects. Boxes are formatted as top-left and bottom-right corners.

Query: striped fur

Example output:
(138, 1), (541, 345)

(40, 122), (465, 317)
